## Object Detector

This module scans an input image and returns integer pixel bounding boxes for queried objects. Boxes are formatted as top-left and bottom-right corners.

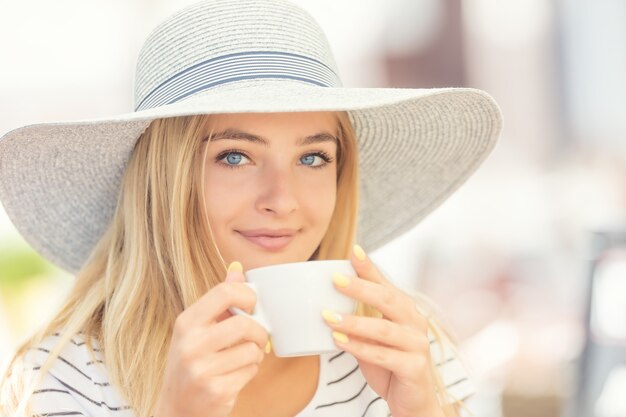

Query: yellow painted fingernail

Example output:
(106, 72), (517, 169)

(322, 309), (343, 324)
(353, 244), (366, 261)
(332, 272), (351, 287)
(228, 261), (243, 273)
(332, 331), (349, 344)
(265, 340), (272, 354)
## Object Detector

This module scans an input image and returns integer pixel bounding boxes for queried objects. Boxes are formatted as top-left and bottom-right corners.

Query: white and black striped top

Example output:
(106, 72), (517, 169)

(24, 331), (474, 417)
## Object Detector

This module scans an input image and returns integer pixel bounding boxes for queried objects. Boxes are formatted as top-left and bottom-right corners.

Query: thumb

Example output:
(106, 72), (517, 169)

(225, 261), (246, 282)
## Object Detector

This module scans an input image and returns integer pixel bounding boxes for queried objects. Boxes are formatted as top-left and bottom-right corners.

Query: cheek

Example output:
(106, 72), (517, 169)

(304, 174), (337, 220)
(203, 172), (247, 222)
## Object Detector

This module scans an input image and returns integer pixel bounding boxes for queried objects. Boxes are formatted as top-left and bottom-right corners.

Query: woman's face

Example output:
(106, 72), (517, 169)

(202, 111), (339, 270)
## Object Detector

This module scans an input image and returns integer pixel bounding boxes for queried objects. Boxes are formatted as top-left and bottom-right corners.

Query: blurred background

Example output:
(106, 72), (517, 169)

(2, 1), (626, 416)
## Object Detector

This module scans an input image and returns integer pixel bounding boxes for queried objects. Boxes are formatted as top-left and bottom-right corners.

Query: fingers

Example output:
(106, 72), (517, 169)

(221, 362), (261, 387)
(331, 334), (430, 382)
(322, 307), (433, 384)
(224, 261), (245, 282)
(180, 360), (261, 414)
(158, 262), (265, 417)
(332, 272), (425, 328)
(201, 314), (269, 353)
(322, 310), (428, 353)
(177, 262), (255, 330)
(202, 341), (266, 376)
(341, 244), (429, 330)
(350, 244), (391, 287)
(202, 362), (261, 405)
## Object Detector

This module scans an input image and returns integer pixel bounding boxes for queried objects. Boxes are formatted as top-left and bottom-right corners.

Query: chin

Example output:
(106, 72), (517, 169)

(240, 252), (312, 271)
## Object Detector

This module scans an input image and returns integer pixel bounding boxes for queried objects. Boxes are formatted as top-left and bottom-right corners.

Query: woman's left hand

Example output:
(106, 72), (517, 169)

(322, 245), (444, 417)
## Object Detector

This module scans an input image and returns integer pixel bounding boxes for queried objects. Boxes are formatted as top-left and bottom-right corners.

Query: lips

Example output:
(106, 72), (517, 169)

(236, 229), (298, 251)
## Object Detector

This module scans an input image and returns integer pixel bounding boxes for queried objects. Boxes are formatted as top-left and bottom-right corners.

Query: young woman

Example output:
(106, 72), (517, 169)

(0, 1), (502, 416)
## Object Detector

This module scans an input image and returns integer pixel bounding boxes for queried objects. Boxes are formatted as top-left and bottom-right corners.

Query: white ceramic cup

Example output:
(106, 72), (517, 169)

(228, 259), (357, 357)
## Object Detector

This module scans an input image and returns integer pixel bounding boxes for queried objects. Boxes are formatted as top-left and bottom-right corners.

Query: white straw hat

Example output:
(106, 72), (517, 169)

(0, 0), (502, 274)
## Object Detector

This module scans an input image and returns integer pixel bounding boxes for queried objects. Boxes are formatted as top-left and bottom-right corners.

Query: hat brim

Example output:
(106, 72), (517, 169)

(0, 81), (502, 273)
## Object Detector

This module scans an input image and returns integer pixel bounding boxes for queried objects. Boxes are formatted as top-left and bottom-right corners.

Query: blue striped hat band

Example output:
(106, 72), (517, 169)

(135, 50), (342, 112)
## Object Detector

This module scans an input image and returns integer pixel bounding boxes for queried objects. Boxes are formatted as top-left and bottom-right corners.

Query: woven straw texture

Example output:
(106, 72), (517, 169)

(0, 0), (502, 273)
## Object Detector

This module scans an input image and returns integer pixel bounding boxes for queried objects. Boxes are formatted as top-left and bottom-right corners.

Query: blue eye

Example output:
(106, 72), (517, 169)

(226, 153), (243, 165)
(218, 151), (250, 168)
(215, 150), (334, 169)
(300, 152), (333, 168)
(300, 155), (316, 166)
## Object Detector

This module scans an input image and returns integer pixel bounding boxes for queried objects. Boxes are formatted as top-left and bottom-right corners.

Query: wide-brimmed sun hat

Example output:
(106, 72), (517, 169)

(0, 0), (502, 274)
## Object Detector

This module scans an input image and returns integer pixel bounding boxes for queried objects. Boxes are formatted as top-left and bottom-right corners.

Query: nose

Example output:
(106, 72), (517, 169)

(255, 164), (299, 216)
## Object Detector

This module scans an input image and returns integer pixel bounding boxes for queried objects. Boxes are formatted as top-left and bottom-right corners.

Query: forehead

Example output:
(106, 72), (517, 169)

(204, 111), (339, 135)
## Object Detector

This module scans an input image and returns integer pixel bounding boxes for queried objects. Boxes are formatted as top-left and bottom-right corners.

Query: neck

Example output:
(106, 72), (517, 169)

(247, 351), (317, 387)
(256, 351), (298, 378)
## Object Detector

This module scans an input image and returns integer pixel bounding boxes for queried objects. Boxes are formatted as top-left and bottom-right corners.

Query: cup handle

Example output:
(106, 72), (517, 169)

(227, 282), (272, 333)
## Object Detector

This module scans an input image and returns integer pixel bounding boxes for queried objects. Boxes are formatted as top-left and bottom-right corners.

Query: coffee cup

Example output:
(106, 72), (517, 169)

(228, 259), (357, 357)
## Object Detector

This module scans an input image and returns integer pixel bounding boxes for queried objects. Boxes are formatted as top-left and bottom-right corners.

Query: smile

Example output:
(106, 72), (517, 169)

(236, 232), (295, 251)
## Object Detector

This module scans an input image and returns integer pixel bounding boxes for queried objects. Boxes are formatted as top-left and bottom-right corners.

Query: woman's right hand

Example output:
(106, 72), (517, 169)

(153, 261), (270, 417)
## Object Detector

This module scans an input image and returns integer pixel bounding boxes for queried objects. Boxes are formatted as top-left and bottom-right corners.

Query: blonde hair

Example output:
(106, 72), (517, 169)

(1, 111), (467, 417)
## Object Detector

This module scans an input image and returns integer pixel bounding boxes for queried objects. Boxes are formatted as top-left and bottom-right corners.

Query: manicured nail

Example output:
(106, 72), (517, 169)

(228, 261), (243, 273)
(265, 340), (272, 354)
(332, 331), (349, 344)
(322, 309), (343, 324)
(332, 272), (351, 287)
(353, 244), (366, 261)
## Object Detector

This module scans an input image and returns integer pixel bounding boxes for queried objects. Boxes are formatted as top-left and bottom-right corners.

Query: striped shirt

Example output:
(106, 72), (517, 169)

(24, 331), (474, 416)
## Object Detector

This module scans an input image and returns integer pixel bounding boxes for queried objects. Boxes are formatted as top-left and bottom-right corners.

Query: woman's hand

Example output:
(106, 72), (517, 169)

(322, 245), (444, 417)
(153, 262), (270, 417)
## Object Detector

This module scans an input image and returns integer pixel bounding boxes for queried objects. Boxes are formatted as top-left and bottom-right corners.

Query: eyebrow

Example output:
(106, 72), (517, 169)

(204, 128), (338, 147)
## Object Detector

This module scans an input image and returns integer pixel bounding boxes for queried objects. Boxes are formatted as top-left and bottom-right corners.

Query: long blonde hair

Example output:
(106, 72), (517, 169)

(1, 111), (466, 417)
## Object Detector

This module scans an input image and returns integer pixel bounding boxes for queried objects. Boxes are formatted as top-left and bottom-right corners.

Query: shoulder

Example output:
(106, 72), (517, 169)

(23, 330), (134, 417)
(428, 326), (476, 405)
(406, 287), (477, 404)
(23, 330), (109, 396)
